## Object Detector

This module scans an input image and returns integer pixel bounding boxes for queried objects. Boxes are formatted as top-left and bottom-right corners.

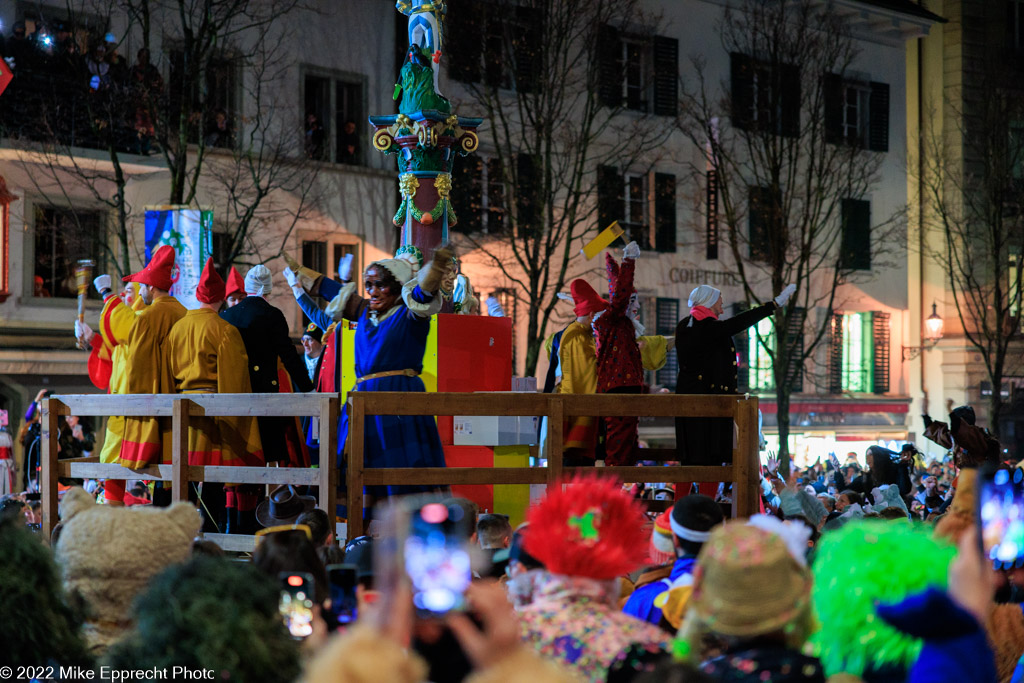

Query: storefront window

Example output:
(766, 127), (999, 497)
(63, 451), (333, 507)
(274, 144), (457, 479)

(841, 312), (874, 392)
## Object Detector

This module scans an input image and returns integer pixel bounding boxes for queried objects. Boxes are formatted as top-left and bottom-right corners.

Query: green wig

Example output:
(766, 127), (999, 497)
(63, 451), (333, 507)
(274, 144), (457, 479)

(0, 512), (92, 668)
(810, 520), (956, 677)
(103, 555), (301, 681)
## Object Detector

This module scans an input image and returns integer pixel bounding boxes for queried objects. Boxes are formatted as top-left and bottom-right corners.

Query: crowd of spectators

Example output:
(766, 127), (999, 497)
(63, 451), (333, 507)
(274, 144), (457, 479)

(0, 20), (232, 154)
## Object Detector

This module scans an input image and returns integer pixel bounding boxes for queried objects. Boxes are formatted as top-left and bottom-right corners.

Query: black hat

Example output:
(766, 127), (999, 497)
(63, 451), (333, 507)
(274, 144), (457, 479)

(302, 322), (324, 340)
(343, 535), (374, 579)
(670, 494), (724, 543)
(255, 485), (316, 527)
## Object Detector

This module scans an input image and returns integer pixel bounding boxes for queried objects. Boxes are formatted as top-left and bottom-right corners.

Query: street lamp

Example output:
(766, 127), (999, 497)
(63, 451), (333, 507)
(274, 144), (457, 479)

(902, 302), (943, 361)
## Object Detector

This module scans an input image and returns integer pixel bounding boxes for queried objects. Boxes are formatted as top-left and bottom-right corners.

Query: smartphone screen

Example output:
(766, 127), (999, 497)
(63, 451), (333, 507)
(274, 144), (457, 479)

(279, 571), (315, 639)
(326, 564), (359, 627)
(404, 501), (473, 618)
(979, 466), (1024, 568)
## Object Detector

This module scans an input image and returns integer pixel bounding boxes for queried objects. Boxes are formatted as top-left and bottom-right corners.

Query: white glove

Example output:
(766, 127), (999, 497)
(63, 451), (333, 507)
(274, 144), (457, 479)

(75, 320), (94, 344)
(774, 283), (796, 307)
(93, 274), (112, 296)
(486, 295), (505, 317)
(337, 253), (354, 282)
(623, 241), (641, 260)
(283, 267), (300, 288)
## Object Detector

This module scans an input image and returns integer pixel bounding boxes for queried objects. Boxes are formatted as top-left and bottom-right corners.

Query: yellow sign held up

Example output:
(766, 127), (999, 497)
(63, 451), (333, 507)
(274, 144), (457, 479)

(580, 221), (624, 260)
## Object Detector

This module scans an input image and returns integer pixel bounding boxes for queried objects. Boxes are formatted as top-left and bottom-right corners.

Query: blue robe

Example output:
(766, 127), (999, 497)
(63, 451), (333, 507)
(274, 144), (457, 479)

(335, 286), (446, 503)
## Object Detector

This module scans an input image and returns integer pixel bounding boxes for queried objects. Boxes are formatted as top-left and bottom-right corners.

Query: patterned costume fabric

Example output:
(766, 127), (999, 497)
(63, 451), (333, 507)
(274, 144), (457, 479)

(622, 556), (697, 627)
(557, 321), (599, 458)
(700, 646), (826, 682)
(518, 573), (670, 683)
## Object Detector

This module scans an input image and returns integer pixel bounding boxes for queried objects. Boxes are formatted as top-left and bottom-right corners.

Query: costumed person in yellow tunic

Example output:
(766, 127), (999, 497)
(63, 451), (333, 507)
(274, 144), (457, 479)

(558, 279), (608, 465)
(167, 258), (264, 533)
(74, 277), (147, 504)
(117, 246), (188, 492)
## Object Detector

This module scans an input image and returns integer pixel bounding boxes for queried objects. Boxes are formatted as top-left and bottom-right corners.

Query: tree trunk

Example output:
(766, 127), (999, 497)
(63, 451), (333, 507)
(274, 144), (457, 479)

(990, 390), (1004, 440)
(776, 385), (792, 477)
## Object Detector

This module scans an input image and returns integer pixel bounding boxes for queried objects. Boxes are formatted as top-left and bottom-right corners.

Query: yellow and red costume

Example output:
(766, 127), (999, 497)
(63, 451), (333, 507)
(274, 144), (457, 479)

(117, 246), (187, 469)
(558, 279), (609, 461)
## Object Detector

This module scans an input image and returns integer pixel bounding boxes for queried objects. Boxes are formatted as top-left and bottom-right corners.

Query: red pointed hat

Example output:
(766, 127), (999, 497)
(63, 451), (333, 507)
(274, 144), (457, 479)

(225, 266), (246, 298)
(195, 257), (225, 304)
(570, 278), (608, 317)
(123, 245), (176, 291)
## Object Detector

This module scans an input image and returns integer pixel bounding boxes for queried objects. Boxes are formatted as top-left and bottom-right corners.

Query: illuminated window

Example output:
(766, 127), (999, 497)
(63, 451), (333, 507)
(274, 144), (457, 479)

(748, 317), (775, 391)
(841, 312), (874, 392)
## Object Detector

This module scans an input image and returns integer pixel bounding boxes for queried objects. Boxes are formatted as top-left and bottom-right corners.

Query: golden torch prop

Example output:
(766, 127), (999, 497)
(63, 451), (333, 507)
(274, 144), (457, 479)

(74, 259), (95, 350)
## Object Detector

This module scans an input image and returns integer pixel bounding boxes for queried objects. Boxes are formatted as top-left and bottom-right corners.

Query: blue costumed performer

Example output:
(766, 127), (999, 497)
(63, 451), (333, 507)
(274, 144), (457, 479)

(313, 246), (453, 514)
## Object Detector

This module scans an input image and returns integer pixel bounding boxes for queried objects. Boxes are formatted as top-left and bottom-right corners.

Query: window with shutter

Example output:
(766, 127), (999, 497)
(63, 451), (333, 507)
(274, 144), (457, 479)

(654, 173), (676, 253)
(828, 311), (843, 394)
(823, 73), (843, 145)
(840, 198), (871, 270)
(730, 53), (755, 130)
(748, 186), (775, 261)
(747, 317), (775, 392)
(872, 311), (890, 394)
(869, 82), (889, 152)
(486, 158), (506, 234)
(652, 36), (678, 117)
(451, 156), (483, 234)
(656, 298), (679, 390)
(840, 312), (874, 393)
(731, 53), (799, 136)
(516, 153), (539, 237)
(597, 165), (624, 233)
(779, 63), (801, 138)
(513, 5), (544, 93)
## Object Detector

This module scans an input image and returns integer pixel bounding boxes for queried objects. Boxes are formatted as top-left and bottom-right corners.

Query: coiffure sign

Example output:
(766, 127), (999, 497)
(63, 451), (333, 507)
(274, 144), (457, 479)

(668, 267), (740, 287)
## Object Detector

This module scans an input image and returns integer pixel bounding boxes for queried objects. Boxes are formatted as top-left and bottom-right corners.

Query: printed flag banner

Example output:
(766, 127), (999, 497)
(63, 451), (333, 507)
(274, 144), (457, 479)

(144, 206), (213, 309)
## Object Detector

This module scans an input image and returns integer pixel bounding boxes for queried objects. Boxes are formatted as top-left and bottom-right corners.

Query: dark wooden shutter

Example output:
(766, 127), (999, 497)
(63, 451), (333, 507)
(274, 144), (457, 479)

(484, 16), (506, 88)
(451, 155), (483, 233)
(486, 157), (506, 234)
(656, 298), (679, 390)
(446, 0), (483, 84)
(748, 186), (771, 260)
(732, 303), (750, 393)
(706, 170), (719, 260)
(783, 307), (806, 393)
(516, 153), (539, 236)
(872, 311), (891, 394)
(869, 81), (890, 152)
(652, 35), (678, 117)
(823, 73), (843, 145)
(840, 198), (871, 270)
(780, 63), (801, 138)
(513, 5), (544, 94)
(597, 165), (623, 231)
(597, 24), (623, 108)
(829, 311), (844, 394)
(730, 52), (755, 130)
(654, 172), (676, 253)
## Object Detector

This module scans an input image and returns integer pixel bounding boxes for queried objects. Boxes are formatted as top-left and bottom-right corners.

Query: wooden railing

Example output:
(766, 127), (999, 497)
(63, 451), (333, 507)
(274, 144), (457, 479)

(41, 394), (338, 551)
(344, 392), (760, 538)
(41, 392), (760, 547)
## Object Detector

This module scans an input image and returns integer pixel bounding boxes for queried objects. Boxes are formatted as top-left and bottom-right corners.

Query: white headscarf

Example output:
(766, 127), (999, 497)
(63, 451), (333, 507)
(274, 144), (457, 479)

(687, 284), (721, 308)
(244, 264), (273, 297)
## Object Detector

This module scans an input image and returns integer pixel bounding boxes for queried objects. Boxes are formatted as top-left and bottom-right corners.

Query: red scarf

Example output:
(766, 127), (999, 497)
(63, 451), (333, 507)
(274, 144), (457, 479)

(690, 305), (719, 321)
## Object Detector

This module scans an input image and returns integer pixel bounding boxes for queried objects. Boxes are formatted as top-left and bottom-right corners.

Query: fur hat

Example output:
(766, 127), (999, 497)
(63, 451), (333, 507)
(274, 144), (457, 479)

(54, 487), (200, 653)
(523, 474), (647, 580)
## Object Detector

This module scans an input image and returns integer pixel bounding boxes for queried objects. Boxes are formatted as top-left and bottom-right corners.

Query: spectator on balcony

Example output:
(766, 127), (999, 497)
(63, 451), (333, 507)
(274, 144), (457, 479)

(85, 42), (112, 92)
(129, 48), (162, 155)
(338, 119), (359, 164)
(34, 274), (51, 297)
(305, 112), (325, 160)
(205, 108), (233, 148)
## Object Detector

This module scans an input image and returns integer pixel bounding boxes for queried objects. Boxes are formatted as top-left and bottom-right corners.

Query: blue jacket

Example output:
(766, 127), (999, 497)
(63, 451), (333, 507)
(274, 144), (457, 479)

(622, 556), (697, 626)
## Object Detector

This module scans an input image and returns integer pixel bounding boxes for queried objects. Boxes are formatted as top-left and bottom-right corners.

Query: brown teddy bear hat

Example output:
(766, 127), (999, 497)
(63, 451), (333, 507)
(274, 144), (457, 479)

(54, 487), (200, 654)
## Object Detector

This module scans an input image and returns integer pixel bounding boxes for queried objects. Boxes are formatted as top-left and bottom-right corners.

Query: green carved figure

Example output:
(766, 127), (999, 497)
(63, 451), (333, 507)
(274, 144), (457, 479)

(395, 44), (451, 115)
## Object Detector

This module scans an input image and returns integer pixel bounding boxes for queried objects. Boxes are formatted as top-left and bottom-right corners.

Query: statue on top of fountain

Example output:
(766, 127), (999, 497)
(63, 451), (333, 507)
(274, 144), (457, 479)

(395, 43), (452, 116)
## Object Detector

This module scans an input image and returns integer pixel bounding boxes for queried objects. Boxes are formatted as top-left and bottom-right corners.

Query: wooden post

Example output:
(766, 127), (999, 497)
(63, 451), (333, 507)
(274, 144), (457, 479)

(319, 395), (338, 538)
(170, 398), (190, 502)
(732, 397), (760, 518)
(546, 396), (563, 493)
(346, 395), (365, 541)
(41, 398), (63, 541)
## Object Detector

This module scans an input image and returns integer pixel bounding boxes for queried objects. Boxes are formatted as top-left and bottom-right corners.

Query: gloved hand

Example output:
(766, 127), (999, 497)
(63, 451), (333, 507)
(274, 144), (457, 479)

(337, 253), (355, 282)
(93, 274), (112, 297)
(283, 267), (305, 300)
(419, 246), (455, 293)
(922, 413), (933, 428)
(623, 240), (641, 260)
(75, 320), (95, 344)
(774, 283), (796, 307)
